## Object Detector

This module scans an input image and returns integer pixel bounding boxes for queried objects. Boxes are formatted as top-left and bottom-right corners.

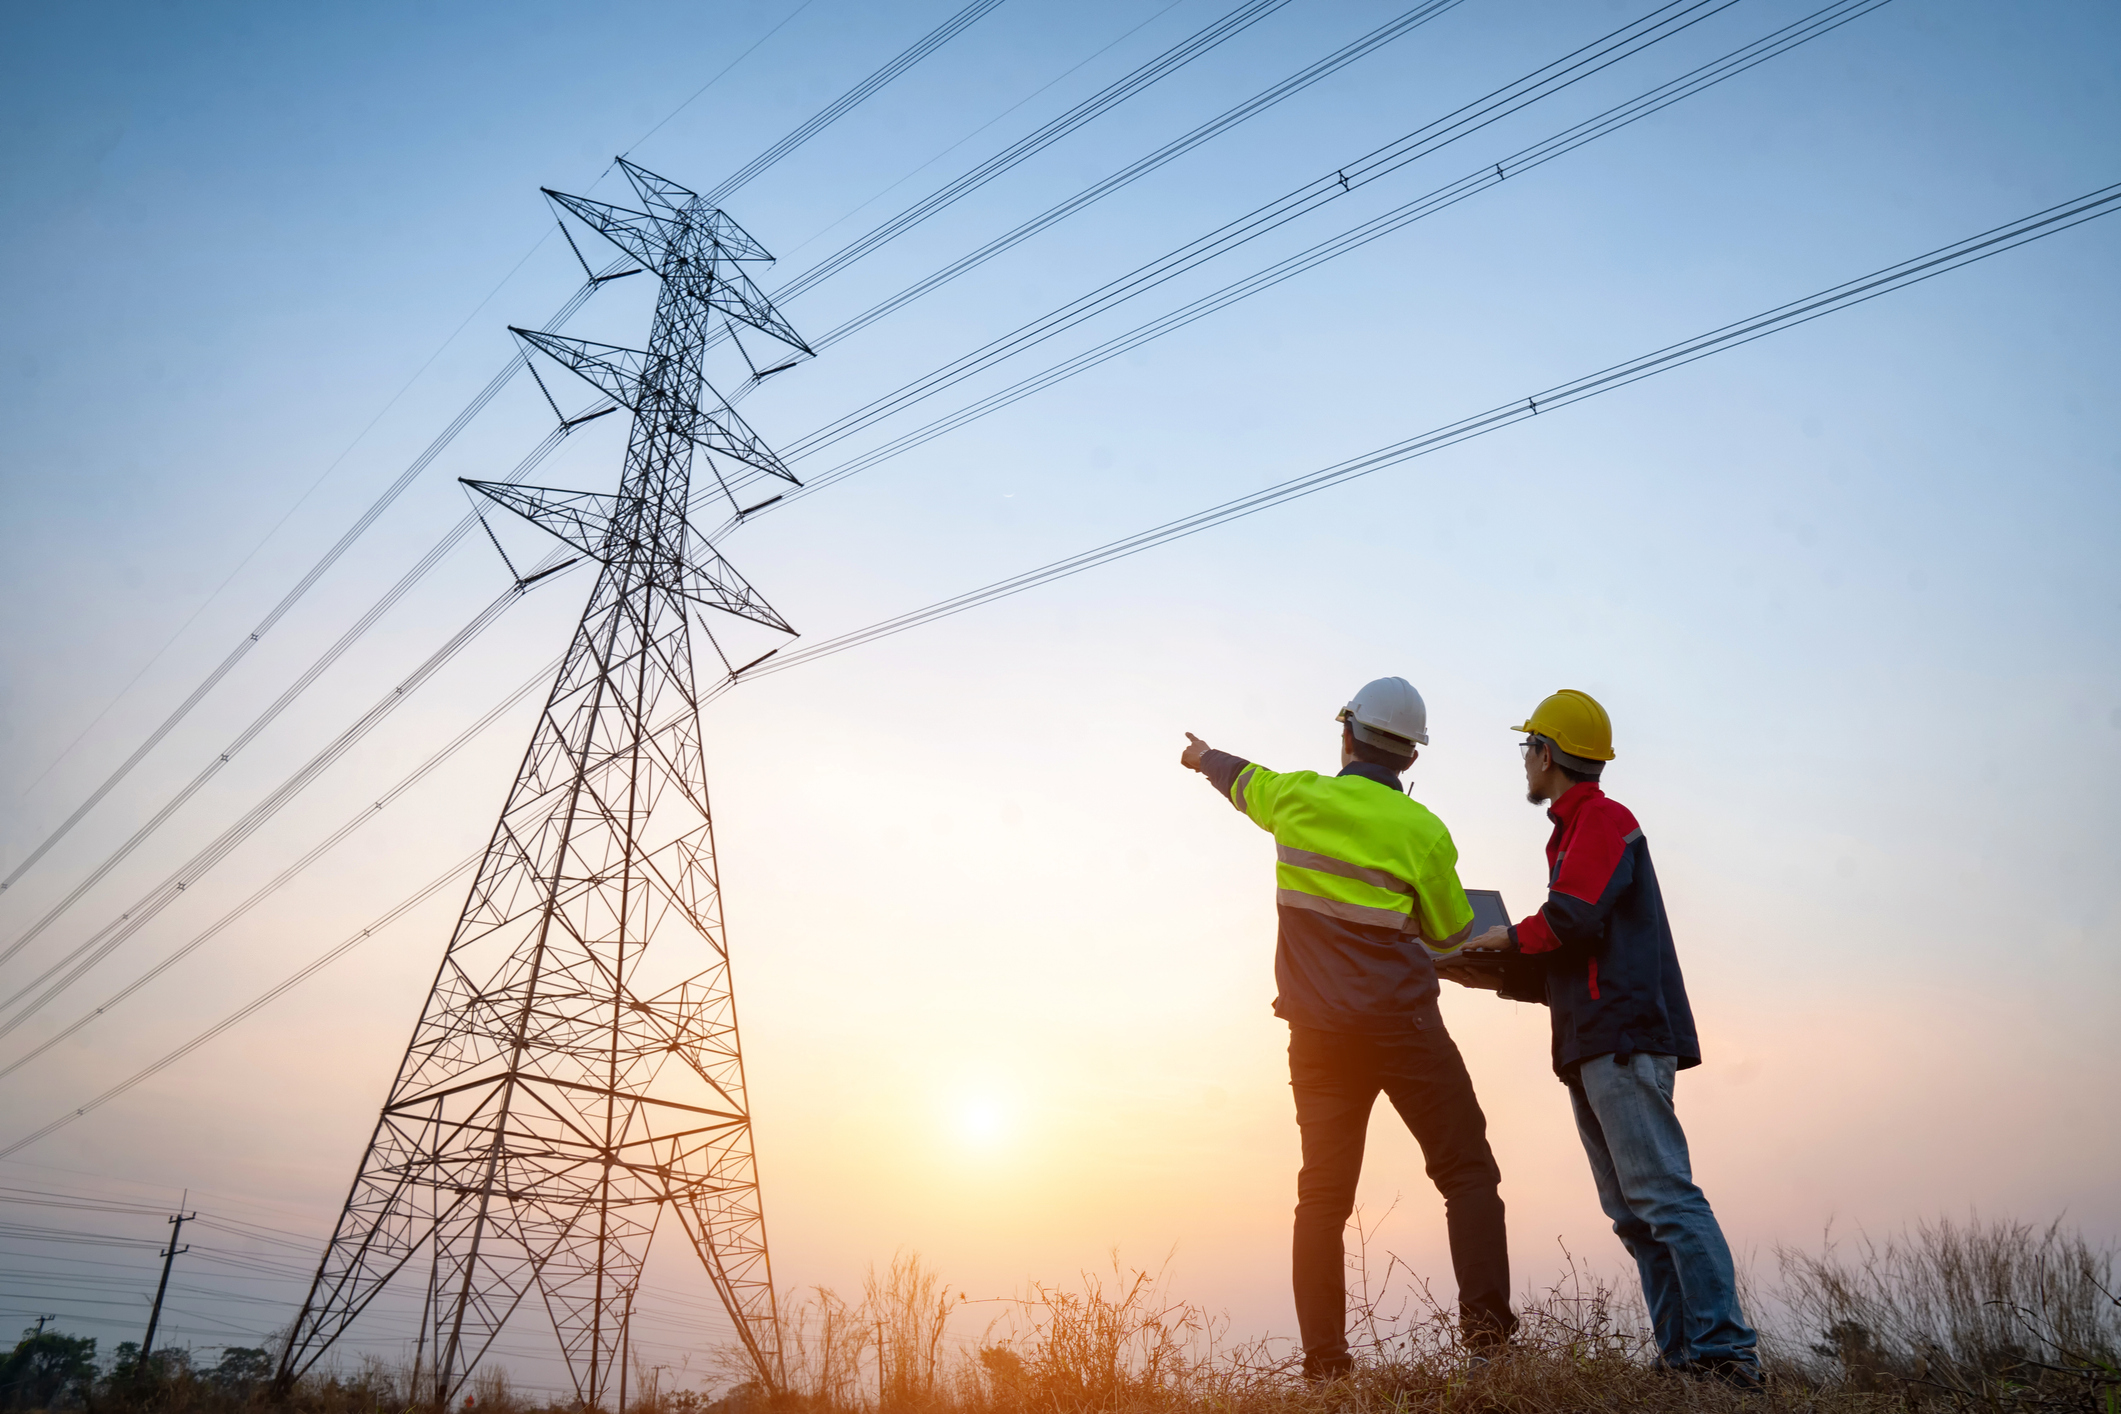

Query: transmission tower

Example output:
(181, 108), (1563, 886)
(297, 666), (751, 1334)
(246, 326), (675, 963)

(278, 159), (812, 1410)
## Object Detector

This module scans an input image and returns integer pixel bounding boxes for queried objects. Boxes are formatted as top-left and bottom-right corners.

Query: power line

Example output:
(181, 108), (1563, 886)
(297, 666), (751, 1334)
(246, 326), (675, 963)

(0, 654), (563, 1083)
(803, 0), (1472, 354)
(727, 182), (2121, 681)
(2, 0), (990, 905)
(0, 0), (1870, 1063)
(0, 0), (1448, 976)
(0, 573), (563, 1041)
(770, 0), (1189, 263)
(0, 841), (489, 1161)
(0, 275), (606, 907)
(769, 0), (1743, 464)
(623, 0), (825, 155)
(722, 0), (1896, 523)
(705, 0), (1012, 205)
(6, 180), (2110, 1166)
(764, 0), (1305, 307)
(12, 233), (568, 813)
(0, 426), (585, 973)
(0, 0), (1350, 1037)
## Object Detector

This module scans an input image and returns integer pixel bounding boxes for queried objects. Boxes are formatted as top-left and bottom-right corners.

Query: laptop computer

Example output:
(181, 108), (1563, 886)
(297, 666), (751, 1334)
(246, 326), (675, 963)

(1422, 888), (1511, 967)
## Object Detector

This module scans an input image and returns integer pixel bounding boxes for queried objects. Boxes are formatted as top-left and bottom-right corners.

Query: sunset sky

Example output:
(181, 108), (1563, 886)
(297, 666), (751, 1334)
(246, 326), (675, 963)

(2, 0), (2116, 1395)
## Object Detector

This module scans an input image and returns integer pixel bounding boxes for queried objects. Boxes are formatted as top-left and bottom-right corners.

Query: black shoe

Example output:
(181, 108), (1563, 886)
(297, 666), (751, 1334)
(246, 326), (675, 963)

(1302, 1354), (1353, 1386)
(1689, 1357), (1765, 1392)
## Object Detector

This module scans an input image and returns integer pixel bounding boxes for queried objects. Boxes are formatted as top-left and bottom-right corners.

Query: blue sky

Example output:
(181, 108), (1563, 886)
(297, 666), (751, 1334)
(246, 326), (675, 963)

(1, 0), (2116, 1392)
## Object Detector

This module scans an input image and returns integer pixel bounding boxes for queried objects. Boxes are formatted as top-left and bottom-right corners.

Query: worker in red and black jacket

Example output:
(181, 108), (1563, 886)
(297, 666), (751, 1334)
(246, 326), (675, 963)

(1439, 690), (1761, 1389)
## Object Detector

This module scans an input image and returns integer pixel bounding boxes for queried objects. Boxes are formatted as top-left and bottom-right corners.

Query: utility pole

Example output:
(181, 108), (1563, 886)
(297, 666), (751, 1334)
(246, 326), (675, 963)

(141, 1206), (194, 1361)
(31, 1315), (56, 1335)
(276, 159), (814, 1411)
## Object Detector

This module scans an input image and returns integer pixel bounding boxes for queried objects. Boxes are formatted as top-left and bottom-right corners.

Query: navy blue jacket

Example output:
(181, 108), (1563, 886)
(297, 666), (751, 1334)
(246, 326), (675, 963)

(1497, 783), (1701, 1074)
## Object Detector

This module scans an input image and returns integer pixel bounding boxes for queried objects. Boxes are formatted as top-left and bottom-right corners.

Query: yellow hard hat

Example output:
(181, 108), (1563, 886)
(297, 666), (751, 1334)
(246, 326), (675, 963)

(1510, 689), (1615, 761)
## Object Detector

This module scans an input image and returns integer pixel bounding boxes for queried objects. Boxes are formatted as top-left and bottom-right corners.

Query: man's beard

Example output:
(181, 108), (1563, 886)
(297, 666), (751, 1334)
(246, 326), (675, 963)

(1526, 787), (1549, 806)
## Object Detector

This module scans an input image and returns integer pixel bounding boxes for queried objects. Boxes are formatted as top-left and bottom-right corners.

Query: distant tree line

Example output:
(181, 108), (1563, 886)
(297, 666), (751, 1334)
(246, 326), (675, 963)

(0, 1326), (273, 1410)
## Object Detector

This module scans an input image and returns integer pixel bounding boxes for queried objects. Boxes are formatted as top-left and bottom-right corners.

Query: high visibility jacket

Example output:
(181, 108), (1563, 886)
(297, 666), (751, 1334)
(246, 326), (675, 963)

(1199, 749), (1475, 1033)
(1496, 783), (1701, 1073)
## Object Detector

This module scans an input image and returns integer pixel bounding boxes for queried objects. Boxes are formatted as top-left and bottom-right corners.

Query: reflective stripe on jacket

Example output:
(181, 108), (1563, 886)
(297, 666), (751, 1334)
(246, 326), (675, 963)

(1199, 748), (1475, 1033)
(1497, 783), (1701, 1073)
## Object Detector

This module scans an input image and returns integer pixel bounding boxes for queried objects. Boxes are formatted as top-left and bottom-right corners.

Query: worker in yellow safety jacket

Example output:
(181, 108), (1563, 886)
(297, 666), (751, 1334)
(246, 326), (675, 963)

(1181, 677), (1515, 1379)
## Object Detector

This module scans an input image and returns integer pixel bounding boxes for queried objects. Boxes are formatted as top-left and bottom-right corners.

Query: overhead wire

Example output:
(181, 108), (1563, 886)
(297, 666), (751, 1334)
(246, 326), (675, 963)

(766, 0), (1744, 464)
(0, 568), (569, 1041)
(722, 0), (1897, 523)
(800, 0), (1472, 354)
(0, 425), (593, 972)
(0, 0), (1874, 1075)
(0, 0), (1398, 1031)
(762, 0), (1306, 307)
(12, 233), (566, 810)
(720, 182), (2121, 682)
(0, 654), (564, 1083)
(622, 0), (826, 156)
(770, 0), (1190, 263)
(7, 179), (2114, 1163)
(2, 0), (1001, 905)
(0, 838), (492, 1161)
(0, 273), (609, 907)
(703, 0), (1012, 205)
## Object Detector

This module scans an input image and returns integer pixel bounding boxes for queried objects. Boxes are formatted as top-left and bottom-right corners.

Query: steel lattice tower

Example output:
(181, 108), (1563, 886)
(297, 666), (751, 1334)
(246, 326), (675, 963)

(278, 159), (812, 1411)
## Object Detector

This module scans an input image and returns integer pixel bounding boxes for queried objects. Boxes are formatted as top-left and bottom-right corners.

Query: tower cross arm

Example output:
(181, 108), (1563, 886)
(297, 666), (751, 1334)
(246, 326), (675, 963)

(684, 542), (796, 635)
(543, 188), (671, 273)
(677, 392), (801, 486)
(689, 259), (814, 356)
(511, 328), (646, 407)
(460, 480), (617, 562)
(460, 480), (796, 635)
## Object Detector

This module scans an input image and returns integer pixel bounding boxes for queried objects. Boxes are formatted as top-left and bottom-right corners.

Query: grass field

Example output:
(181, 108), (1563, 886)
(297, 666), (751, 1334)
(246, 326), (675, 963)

(31, 1217), (2118, 1414)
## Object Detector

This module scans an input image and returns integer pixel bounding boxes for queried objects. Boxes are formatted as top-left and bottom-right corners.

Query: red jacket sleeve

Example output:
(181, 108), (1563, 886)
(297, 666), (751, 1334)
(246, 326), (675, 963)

(1515, 801), (1638, 956)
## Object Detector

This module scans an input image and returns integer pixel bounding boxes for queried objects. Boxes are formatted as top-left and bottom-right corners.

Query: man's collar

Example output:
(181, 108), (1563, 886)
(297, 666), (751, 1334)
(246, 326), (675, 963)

(1338, 761), (1403, 792)
(1545, 780), (1604, 825)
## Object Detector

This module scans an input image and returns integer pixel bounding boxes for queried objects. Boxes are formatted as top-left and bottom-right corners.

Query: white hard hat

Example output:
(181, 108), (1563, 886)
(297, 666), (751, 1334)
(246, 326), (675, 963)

(1338, 676), (1429, 750)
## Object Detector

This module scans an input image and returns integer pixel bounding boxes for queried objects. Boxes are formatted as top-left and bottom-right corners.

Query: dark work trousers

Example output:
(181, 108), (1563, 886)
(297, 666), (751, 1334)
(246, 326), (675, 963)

(1288, 1015), (1515, 1375)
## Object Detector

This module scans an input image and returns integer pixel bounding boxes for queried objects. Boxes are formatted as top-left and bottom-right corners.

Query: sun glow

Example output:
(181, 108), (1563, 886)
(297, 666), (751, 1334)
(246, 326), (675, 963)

(952, 1096), (1011, 1148)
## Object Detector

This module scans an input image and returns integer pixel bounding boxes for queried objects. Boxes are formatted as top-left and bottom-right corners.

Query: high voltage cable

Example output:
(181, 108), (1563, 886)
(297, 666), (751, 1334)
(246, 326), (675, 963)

(7, 181), (2111, 1164)
(0, 0), (1891, 1136)
(763, 0), (1304, 308)
(704, 0), (1011, 205)
(0, 1), (1385, 973)
(0, 656), (564, 1084)
(802, 0), (1471, 355)
(770, 0), (1742, 464)
(721, 183), (2121, 681)
(0, 0), (1862, 1054)
(0, 843), (489, 1161)
(0, 0), (997, 904)
(0, 274), (606, 905)
(0, 571), (568, 1041)
(622, 0), (825, 156)
(721, 0), (1895, 523)
(771, 1), (1188, 263)
(0, 429), (588, 973)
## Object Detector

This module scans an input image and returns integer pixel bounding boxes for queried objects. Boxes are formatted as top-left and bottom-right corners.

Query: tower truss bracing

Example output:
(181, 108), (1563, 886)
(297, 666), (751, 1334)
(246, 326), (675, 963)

(278, 158), (813, 1411)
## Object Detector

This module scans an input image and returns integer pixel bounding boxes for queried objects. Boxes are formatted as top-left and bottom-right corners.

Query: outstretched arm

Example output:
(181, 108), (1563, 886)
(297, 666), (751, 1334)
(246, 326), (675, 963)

(1179, 732), (1256, 811)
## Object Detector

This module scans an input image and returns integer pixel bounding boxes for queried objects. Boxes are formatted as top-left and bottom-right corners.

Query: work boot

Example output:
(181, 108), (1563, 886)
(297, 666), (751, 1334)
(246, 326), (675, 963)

(1301, 1351), (1353, 1386)
(1688, 1356), (1766, 1393)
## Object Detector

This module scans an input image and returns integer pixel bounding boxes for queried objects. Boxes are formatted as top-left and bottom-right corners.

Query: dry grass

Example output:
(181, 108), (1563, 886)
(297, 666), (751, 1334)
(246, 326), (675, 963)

(65, 1218), (2118, 1414)
(1772, 1216), (2120, 1408)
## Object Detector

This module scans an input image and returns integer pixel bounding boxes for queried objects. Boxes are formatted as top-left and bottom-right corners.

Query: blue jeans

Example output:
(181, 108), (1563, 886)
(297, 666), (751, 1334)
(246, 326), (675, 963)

(1566, 1052), (1758, 1371)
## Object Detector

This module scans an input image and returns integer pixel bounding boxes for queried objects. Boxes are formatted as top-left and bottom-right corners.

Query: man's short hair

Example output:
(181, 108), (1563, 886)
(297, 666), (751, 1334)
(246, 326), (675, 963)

(1532, 733), (1604, 784)
(1344, 726), (1414, 774)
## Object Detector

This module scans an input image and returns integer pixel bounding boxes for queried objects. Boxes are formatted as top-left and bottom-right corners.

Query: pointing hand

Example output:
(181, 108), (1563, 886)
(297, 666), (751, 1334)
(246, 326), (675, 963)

(1180, 732), (1210, 771)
